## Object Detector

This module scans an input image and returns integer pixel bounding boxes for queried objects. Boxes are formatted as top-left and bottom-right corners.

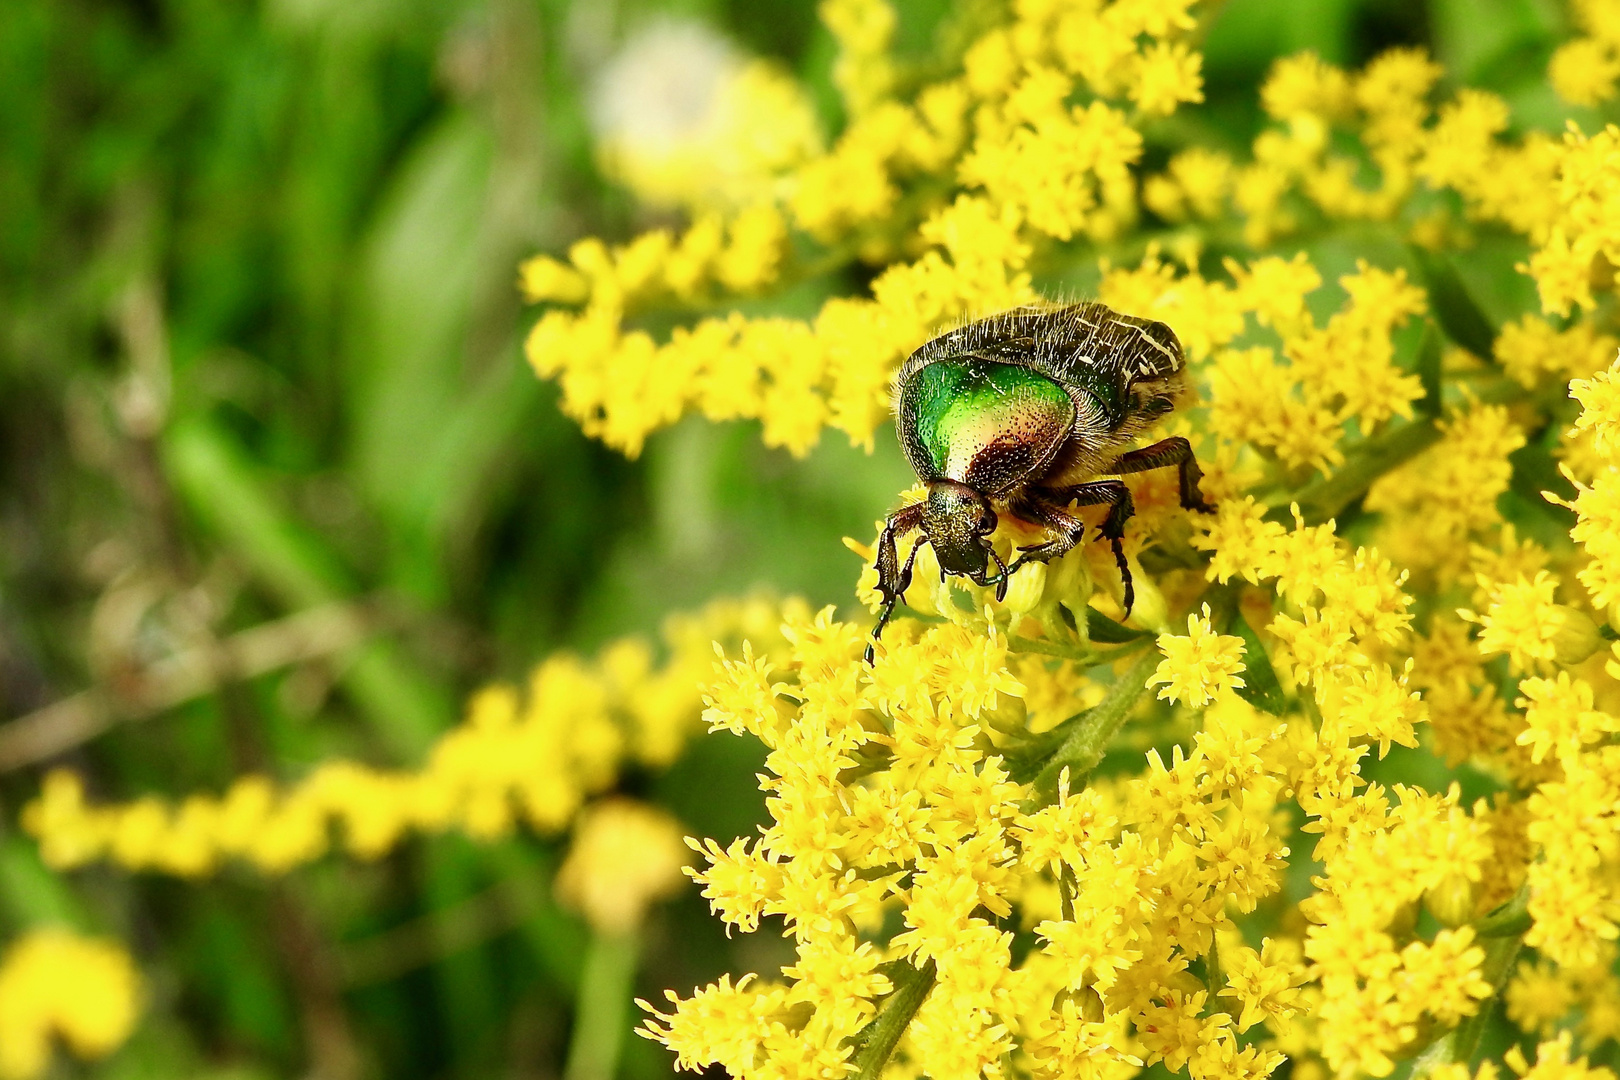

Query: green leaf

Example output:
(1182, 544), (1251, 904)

(1232, 611), (1287, 715)
(1087, 606), (1151, 643)
(1417, 320), (1443, 419)
(1410, 245), (1497, 360)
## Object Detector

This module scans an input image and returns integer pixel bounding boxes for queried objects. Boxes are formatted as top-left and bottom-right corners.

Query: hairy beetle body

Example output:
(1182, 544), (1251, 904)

(868, 301), (1211, 660)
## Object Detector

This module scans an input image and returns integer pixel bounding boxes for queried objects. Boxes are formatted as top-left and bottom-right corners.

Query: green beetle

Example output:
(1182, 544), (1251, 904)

(869, 301), (1211, 658)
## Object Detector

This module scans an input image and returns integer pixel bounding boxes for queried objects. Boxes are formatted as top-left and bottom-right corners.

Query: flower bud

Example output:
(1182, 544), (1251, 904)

(1002, 559), (1047, 619)
(1124, 556), (1171, 634)
(1053, 984), (1106, 1022)
(908, 542), (944, 618)
(1423, 872), (1477, 928)
(1551, 605), (1602, 665)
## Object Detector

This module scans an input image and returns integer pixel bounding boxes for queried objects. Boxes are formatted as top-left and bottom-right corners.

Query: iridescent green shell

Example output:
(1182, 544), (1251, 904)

(897, 359), (1074, 494)
(892, 302), (1190, 495)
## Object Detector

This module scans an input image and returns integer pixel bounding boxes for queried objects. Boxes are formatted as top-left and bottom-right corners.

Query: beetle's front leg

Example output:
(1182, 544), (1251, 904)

(1010, 480), (1137, 614)
(1005, 498), (1087, 571)
(868, 502), (927, 662)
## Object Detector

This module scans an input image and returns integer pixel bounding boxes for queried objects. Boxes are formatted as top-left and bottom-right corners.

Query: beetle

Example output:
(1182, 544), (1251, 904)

(867, 301), (1212, 660)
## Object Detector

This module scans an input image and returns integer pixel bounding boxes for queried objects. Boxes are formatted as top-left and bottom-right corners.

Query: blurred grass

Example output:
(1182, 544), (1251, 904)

(0, 0), (1575, 1076)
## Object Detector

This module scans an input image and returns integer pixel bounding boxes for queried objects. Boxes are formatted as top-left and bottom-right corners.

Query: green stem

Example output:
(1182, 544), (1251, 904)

(849, 960), (937, 1080)
(1007, 635), (1150, 665)
(1028, 650), (1160, 803)
(1286, 418), (1442, 525)
(563, 930), (641, 1080)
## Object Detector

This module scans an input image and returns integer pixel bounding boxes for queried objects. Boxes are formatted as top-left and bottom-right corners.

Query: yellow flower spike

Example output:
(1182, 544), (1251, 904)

(24, 596), (801, 877)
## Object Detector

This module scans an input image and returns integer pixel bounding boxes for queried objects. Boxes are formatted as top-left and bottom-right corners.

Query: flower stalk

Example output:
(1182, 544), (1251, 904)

(847, 959), (937, 1080)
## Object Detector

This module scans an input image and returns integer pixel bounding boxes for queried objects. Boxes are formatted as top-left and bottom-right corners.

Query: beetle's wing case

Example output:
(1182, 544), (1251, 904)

(893, 325), (1076, 496)
(894, 301), (1190, 488)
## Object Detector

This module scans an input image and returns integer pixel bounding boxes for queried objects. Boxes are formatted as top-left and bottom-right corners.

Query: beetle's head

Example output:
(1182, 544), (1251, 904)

(922, 480), (998, 581)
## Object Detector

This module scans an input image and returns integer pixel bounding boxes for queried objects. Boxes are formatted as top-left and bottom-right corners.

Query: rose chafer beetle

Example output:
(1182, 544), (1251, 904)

(868, 301), (1211, 660)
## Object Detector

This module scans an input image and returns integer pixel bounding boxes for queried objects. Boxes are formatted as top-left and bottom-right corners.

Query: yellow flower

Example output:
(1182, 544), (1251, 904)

(23, 595), (801, 876)
(1461, 570), (1570, 674)
(590, 25), (822, 211)
(1150, 604), (1247, 707)
(1506, 1033), (1620, 1080)
(1131, 41), (1204, 117)
(1260, 52), (1352, 121)
(556, 799), (691, 935)
(1550, 37), (1620, 106)
(1220, 938), (1306, 1033)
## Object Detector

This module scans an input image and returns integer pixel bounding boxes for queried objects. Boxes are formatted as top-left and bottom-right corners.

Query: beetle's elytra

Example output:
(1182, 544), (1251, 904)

(868, 301), (1212, 661)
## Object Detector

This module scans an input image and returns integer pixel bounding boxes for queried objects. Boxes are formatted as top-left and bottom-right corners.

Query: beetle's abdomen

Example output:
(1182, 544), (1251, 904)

(900, 359), (1074, 494)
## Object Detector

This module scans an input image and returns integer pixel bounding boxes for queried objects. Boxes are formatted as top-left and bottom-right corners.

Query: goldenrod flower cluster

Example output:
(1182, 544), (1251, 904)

(22, 594), (801, 876)
(505, 1), (1620, 1077)
(520, 0), (1209, 458)
(0, 928), (140, 1080)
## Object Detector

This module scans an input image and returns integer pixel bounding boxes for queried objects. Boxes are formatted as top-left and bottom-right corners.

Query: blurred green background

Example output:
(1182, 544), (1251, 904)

(0, 0), (1569, 1077)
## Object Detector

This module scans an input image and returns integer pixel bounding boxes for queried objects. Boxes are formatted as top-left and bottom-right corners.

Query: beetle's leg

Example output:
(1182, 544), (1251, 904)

(868, 537), (925, 662)
(1106, 436), (1212, 513)
(1004, 497), (1086, 567)
(1010, 480), (1137, 614)
(868, 503), (927, 663)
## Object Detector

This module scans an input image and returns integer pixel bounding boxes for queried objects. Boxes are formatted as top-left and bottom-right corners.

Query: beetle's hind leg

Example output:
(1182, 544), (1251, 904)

(1106, 436), (1213, 513)
(867, 502), (928, 663)
(1008, 480), (1137, 614)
